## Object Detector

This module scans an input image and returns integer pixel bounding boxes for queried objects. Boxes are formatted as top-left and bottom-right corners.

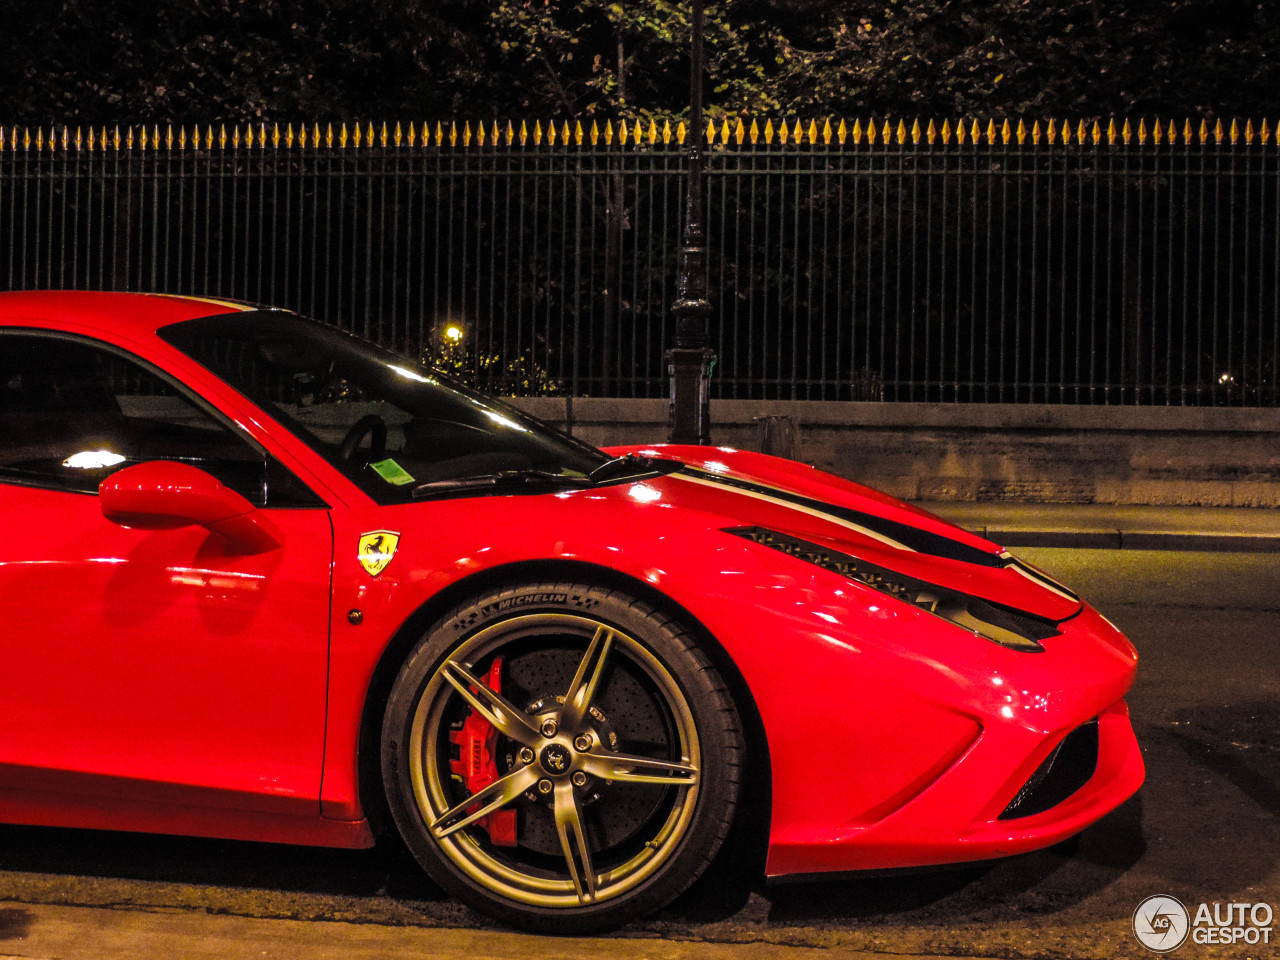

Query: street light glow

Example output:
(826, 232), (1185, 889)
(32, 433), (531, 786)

(444, 324), (464, 343)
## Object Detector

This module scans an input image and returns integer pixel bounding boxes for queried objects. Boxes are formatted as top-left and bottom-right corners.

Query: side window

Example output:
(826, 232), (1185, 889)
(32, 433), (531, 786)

(0, 332), (314, 506)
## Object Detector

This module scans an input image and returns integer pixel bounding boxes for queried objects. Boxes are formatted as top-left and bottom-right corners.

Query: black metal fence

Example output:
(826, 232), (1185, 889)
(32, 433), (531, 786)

(2, 117), (1278, 405)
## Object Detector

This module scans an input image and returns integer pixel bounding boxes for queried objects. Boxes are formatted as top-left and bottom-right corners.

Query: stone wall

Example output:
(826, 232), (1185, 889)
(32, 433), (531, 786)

(507, 398), (1280, 508)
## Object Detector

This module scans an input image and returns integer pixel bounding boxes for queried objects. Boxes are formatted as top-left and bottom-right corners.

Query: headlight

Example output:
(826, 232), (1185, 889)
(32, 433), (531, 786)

(727, 526), (1056, 652)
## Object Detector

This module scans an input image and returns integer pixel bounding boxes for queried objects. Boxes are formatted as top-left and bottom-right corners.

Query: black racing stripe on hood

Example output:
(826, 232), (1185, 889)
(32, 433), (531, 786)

(683, 467), (1006, 568)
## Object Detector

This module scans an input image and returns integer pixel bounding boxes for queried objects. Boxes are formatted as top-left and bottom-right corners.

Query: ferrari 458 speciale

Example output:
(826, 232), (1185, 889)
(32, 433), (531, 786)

(0, 291), (1143, 932)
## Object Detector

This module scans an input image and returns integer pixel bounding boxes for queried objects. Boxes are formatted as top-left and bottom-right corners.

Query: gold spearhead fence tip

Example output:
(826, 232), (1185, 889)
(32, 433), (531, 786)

(353, 123), (361, 148)
(882, 119), (893, 142)
(603, 119), (614, 145)
(940, 119), (951, 144)
(1076, 120), (1087, 144)
(763, 119), (774, 143)
(575, 119), (584, 145)
(533, 120), (542, 145)
(406, 121), (415, 147)
(926, 118), (937, 144)
(986, 118), (997, 143)
(547, 121), (557, 145)
(662, 118), (672, 144)
(737, 118), (748, 144)
(367, 121), (375, 145)
(1230, 118), (1240, 143)
(807, 118), (819, 144)
(1262, 119), (1271, 144)
(1153, 119), (1163, 144)
(63, 126), (70, 150)
(340, 123), (349, 148)
(969, 118), (981, 142)
(434, 121), (443, 147)
(708, 118), (719, 145)
(393, 121), (401, 147)
(836, 118), (848, 144)
(288, 123), (296, 147)
(324, 123), (332, 147)
(589, 119), (599, 145)
(245, 124), (254, 149)
(749, 118), (760, 144)
(849, 118), (861, 144)
(1017, 118), (1027, 144)
(127, 126), (135, 149)
(36, 127), (44, 151)
(1047, 119), (1058, 144)
(1121, 119), (1131, 144)
(955, 119), (966, 144)
(1091, 120), (1102, 144)
(719, 117), (731, 144)
(1108, 118), (1118, 145)
(1183, 118), (1193, 142)
(778, 119), (789, 144)
(912, 118), (922, 144)
(1032, 120), (1042, 145)
(617, 119), (627, 145)
(1215, 118), (1225, 143)
(506, 120), (515, 145)
(1137, 119), (1147, 144)
(519, 119), (529, 145)
(676, 120), (686, 145)
(1198, 118), (1208, 143)
(1002, 119), (1013, 144)
(822, 118), (833, 144)
(452, 121), (461, 147)
(897, 119), (908, 144)
(477, 120), (486, 146)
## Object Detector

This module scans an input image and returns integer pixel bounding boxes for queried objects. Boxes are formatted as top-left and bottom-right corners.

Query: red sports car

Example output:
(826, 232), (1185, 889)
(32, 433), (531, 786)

(0, 291), (1143, 932)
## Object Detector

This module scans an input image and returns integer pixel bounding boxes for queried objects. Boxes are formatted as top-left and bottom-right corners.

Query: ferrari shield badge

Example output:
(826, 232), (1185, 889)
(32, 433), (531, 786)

(358, 530), (400, 577)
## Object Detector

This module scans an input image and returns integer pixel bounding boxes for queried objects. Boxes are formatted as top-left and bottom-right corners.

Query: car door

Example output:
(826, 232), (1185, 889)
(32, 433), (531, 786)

(0, 330), (334, 820)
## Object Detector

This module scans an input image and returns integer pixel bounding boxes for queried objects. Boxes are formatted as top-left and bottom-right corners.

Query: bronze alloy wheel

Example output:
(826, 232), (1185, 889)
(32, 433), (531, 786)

(381, 583), (743, 933)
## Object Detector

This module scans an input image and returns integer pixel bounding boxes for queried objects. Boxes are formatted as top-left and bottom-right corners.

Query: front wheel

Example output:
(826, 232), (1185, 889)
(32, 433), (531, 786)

(380, 583), (744, 933)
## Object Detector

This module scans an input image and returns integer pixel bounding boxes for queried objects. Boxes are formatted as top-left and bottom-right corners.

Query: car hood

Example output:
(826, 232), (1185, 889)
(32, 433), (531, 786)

(606, 444), (1082, 624)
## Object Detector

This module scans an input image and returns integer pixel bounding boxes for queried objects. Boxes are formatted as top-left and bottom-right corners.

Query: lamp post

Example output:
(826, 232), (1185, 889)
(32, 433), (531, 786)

(667, 0), (714, 445)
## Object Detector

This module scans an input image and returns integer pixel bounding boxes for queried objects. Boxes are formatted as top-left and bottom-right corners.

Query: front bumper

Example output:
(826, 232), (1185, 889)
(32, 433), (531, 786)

(762, 604), (1144, 877)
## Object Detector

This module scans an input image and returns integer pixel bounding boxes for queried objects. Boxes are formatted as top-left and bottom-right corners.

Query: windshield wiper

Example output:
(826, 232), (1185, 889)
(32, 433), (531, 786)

(587, 453), (681, 484)
(412, 469), (593, 500)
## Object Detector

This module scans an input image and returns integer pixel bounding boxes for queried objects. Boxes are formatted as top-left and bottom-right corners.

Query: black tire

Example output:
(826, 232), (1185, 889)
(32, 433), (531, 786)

(380, 582), (744, 934)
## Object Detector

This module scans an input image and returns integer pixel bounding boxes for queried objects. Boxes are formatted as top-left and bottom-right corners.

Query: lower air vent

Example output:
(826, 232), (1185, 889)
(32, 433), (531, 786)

(1000, 719), (1100, 819)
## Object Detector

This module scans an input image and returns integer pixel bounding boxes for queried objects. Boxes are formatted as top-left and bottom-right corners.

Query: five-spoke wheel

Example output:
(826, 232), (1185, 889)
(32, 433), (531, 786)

(381, 583), (743, 933)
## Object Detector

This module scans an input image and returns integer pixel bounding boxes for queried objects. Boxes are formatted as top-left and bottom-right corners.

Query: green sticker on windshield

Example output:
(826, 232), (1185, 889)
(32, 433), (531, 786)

(370, 458), (416, 486)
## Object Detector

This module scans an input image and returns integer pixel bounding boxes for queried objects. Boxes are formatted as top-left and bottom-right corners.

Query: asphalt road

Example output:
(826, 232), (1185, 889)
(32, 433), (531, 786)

(1, 549), (1276, 960)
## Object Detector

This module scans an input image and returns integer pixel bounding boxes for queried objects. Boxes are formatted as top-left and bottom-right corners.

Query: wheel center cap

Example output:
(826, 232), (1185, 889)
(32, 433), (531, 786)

(539, 743), (572, 775)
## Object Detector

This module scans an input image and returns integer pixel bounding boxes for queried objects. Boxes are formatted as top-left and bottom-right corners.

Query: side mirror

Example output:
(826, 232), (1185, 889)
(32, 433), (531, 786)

(100, 460), (282, 554)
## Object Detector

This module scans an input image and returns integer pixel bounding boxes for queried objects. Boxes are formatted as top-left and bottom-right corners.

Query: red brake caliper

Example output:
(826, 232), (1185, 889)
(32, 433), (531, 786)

(448, 658), (518, 846)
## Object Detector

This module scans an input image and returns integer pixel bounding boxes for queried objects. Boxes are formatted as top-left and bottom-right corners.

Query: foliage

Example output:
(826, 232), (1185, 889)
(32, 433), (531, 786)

(6, 0), (1280, 124)
(425, 339), (563, 397)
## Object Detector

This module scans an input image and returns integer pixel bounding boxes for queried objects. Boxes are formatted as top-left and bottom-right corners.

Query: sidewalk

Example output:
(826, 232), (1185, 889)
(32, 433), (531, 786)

(915, 501), (1279, 552)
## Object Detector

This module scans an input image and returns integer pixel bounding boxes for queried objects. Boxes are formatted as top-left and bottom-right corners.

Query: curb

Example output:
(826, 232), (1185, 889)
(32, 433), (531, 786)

(962, 528), (1280, 552)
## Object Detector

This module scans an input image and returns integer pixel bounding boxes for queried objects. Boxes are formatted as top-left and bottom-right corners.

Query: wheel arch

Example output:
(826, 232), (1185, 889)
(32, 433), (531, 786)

(355, 557), (772, 874)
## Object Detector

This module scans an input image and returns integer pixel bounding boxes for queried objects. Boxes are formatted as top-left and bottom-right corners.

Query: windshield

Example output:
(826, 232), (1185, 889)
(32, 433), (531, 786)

(160, 311), (609, 504)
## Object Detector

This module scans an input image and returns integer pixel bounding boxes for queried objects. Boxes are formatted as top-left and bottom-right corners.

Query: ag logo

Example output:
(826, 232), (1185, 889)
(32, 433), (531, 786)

(1134, 895), (1190, 952)
(357, 530), (400, 577)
